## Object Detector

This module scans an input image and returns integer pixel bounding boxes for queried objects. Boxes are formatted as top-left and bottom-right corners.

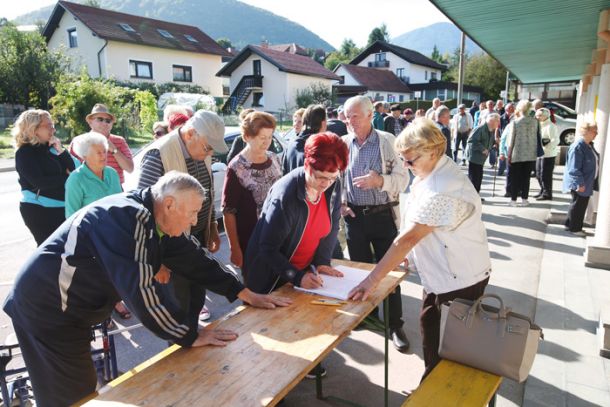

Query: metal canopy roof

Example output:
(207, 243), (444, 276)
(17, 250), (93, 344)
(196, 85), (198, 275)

(430, 0), (610, 83)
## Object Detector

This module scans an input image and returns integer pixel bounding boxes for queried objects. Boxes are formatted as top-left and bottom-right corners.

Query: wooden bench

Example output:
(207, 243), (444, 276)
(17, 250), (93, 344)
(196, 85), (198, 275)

(402, 359), (502, 407)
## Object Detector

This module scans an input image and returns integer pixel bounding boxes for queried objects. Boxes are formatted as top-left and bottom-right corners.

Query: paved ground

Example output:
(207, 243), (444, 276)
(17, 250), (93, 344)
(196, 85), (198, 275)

(1, 158), (609, 406)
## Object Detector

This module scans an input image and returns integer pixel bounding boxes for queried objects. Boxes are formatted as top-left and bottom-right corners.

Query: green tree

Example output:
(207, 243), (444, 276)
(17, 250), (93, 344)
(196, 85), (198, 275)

(0, 23), (67, 108)
(463, 54), (506, 99)
(367, 23), (390, 45)
(216, 37), (233, 49)
(430, 45), (442, 63)
(295, 82), (332, 108)
(83, 0), (101, 7)
(324, 38), (361, 71)
(50, 70), (158, 139)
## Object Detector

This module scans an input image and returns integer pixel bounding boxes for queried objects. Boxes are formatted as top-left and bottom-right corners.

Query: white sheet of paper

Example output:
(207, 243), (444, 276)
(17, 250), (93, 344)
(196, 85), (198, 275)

(294, 264), (371, 300)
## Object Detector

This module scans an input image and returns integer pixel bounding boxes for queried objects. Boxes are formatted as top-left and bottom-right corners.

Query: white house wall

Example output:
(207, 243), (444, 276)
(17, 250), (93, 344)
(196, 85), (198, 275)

(335, 66), (359, 86)
(356, 51), (441, 84)
(285, 74), (335, 112)
(105, 41), (224, 96)
(47, 11), (107, 77)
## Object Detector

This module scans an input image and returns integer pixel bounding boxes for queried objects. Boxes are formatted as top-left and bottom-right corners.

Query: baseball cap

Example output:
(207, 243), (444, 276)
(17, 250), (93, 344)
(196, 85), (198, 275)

(188, 110), (227, 154)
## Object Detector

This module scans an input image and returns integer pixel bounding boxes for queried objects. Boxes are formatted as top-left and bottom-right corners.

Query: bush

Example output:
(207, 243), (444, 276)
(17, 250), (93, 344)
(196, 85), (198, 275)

(106, 79), (209, 99)
(50, 71), (158, 141)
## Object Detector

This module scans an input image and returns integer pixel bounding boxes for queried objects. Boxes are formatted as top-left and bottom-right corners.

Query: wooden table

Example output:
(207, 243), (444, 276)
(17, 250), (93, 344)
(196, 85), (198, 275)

(81, 260), (405, 406)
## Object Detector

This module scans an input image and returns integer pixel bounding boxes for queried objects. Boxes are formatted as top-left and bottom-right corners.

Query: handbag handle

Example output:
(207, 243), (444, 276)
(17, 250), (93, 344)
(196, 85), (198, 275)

(465, 294), (511, 327)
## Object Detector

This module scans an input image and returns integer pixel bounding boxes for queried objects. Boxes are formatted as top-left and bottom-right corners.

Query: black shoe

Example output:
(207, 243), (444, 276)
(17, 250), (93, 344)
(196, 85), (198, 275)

(305, 364), (327, 379)
(480, 198), (485, 202)
(391, 328), (410, 353)
(536, 196), (552, 201)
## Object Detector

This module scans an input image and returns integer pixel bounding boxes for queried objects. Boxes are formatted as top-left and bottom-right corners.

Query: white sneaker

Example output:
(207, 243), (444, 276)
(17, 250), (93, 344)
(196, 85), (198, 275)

(199, 306), (211, 321)
(520, 199), (530, 207)
(509, 200), (518, 207)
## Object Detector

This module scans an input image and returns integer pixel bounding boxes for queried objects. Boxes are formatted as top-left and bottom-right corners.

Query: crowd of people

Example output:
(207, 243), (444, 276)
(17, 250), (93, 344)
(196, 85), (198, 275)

(5, 93), (600, 405)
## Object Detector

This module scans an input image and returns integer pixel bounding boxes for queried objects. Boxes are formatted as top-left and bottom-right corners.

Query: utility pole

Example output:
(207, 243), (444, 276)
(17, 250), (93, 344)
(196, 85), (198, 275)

(504, 71), (510, 103)
(457, 32), (466, 105)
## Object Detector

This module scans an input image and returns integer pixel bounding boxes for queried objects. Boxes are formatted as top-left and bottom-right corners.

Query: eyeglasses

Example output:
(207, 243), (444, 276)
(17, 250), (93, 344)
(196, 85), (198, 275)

(95, 117), (113, 124)
(311, 170), (340, 183)
(399, 154), (422, 166)
(201, 142), (213, 153)
(154, 130), (166, 137)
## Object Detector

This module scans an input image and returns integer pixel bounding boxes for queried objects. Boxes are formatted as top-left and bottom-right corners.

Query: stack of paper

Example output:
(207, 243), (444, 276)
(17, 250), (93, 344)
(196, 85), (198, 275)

(294, 265), (371, 300)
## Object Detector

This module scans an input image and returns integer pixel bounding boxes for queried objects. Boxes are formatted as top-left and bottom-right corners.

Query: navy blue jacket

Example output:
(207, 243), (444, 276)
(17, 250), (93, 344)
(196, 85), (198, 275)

(243, 167), (341, 294)
(281, 130), (314, 174)
(562, 138), (598, 197)
(3, 188), (244, 346)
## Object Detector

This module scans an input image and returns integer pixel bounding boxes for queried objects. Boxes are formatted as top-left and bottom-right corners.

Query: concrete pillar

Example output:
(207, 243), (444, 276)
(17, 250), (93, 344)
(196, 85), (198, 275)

(586, 10), (610, 269)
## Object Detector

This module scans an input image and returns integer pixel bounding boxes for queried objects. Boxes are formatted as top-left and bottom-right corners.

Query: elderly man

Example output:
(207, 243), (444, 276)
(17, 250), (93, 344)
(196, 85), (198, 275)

(372, 101), (385, 130)
(3, 172), (290, 406)
(451, 104), (473, 164)
(465, 113), (501, 198)
(138, 110), (228, 322)
(477, 100), (495, 126)
(70, 103), (134, 184)
(495, 99), (505, 116)
(498, 102), (515, 178)
(342, 95), (410, 352)
(383, 104), (407, 136)
(435, 105), (453, 158)
(425, 97), (441, 120)
(326, 107), (348, 136)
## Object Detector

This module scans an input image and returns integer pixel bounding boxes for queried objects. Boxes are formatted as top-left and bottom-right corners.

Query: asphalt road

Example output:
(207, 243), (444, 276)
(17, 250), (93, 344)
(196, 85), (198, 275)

(0, 170), (240, 377)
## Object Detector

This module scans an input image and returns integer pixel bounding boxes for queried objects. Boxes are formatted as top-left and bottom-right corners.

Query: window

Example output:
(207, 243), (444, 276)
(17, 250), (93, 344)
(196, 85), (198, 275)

(375, 53), (387, 62)
(425, 70), (428, 80)
(399, 95), (404, 102)
(253, 60), (261, 76)
(387, 94), (395, 102)
(173, 65), (192, 82)
(67, 28), (78, 48)
(396, 68), (404, 78)
(253, 92), (264, 106)
(157, 29), (174, 39)
(119, 23), (136, 32)
(339, 75), (345, 84)
(184, 34), (198, 43)
(431, 72), (438, 81)
(129, 60), (152, 79)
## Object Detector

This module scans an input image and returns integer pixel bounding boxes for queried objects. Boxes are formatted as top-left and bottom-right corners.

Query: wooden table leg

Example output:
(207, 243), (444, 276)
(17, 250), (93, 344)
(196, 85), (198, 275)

(384, 297), (389, 407)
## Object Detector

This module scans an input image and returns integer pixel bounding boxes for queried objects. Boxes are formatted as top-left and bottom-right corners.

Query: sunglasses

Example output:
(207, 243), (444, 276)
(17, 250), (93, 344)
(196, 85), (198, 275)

(95, 117), (113, 124)
(399, 155), (422, 166)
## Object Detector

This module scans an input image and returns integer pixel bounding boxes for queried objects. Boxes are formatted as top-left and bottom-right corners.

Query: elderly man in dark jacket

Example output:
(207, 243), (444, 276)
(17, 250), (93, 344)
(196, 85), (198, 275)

(383, 104), (407, 136)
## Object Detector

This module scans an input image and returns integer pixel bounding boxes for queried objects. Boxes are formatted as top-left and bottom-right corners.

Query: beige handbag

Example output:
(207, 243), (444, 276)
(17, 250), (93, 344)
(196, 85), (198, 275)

(439, 293), (543, 382)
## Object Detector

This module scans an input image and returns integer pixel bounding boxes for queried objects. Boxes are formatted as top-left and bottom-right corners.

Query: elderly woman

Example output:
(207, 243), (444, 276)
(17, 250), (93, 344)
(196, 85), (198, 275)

(465, 113), (501, 196)
(222, 111), (282, 270)
(153, 121), (168, 139)
(562, 121), (599, 236)
(506, 100), (541, 206)
(244, 131), (348, 293)
(534, 108), (559, 201)
(13, 110), (76, 246)
(65, 132), (122, 217)
(64, 131), (128, 319)
(349, 118), (491, 380)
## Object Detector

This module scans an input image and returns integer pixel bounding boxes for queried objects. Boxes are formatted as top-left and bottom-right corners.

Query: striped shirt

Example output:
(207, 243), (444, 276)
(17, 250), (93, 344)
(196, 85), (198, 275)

(345, 130), (390, 206)
(138, 146), (214, 239)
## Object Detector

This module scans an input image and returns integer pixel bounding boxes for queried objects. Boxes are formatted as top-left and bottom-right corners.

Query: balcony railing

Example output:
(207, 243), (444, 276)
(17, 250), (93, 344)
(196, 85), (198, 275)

(368, 60), (390, 68)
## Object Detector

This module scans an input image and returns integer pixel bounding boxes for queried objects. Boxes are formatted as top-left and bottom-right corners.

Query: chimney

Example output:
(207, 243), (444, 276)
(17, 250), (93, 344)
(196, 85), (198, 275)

(261, 39), (269, 48)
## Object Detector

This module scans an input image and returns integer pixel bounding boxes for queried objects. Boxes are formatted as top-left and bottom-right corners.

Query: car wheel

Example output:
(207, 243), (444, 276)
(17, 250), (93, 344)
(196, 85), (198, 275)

(560, 130), (575, 146)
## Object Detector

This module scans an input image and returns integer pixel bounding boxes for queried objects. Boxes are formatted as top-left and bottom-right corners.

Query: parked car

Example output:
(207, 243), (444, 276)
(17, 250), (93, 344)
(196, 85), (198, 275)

(123, 127), (286, 219)
(543, 101), (577, 145)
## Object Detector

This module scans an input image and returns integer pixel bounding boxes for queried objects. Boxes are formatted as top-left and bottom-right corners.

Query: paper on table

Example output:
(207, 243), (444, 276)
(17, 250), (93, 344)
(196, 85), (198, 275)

(294, 264), (371, 300)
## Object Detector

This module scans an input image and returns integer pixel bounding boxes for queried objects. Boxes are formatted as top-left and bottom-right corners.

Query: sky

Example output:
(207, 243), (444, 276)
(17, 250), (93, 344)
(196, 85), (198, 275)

(3, 0), (449, 48)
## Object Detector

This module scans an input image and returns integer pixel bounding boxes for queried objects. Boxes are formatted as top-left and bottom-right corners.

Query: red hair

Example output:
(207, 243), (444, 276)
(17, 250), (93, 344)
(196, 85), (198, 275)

(304, 132), (348, 173)
(168, 113), (189, 130)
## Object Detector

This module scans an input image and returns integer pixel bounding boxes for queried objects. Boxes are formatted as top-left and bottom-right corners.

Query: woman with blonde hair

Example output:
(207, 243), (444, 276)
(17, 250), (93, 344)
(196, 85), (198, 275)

(13, 110), (76, 245)
(348, 118), (491, 380)
(562, 120), (599, 236)
(506, 99), (541, 206)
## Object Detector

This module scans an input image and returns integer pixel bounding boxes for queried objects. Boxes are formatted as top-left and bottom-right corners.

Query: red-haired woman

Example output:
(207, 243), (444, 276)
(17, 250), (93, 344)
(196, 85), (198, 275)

(244, 132), (348, 294)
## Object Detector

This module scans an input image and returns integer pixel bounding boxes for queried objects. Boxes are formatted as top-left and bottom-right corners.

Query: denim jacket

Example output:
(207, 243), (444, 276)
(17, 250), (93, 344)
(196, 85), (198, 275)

(562, 138), (598, 197)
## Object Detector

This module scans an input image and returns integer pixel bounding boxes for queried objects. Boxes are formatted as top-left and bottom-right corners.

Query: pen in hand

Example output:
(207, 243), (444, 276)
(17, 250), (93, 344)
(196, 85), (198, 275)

(300, 265), (324, 289)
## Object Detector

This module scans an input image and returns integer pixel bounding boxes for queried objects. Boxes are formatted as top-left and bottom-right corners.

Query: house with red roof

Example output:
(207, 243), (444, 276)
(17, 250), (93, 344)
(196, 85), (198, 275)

(43, 1), (230, 96)
(217, 44), (340, 113)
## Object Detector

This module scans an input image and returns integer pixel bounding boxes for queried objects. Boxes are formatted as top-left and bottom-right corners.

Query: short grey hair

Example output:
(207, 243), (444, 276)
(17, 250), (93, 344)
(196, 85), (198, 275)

(435, 105), (450, 120)
(345, 95), (374, 115)
(74, 132), (108, 158)
(486, 113), (501, 122)
(151, 171), (206, 201)
(163, 104), (191, 123)
(535, 108), (551, 121)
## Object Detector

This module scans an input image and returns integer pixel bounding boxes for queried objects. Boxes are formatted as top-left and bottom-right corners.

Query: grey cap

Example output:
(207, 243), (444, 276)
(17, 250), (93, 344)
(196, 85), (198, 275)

(458, 104), (466, 109)
(188, 110), (227, 154)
